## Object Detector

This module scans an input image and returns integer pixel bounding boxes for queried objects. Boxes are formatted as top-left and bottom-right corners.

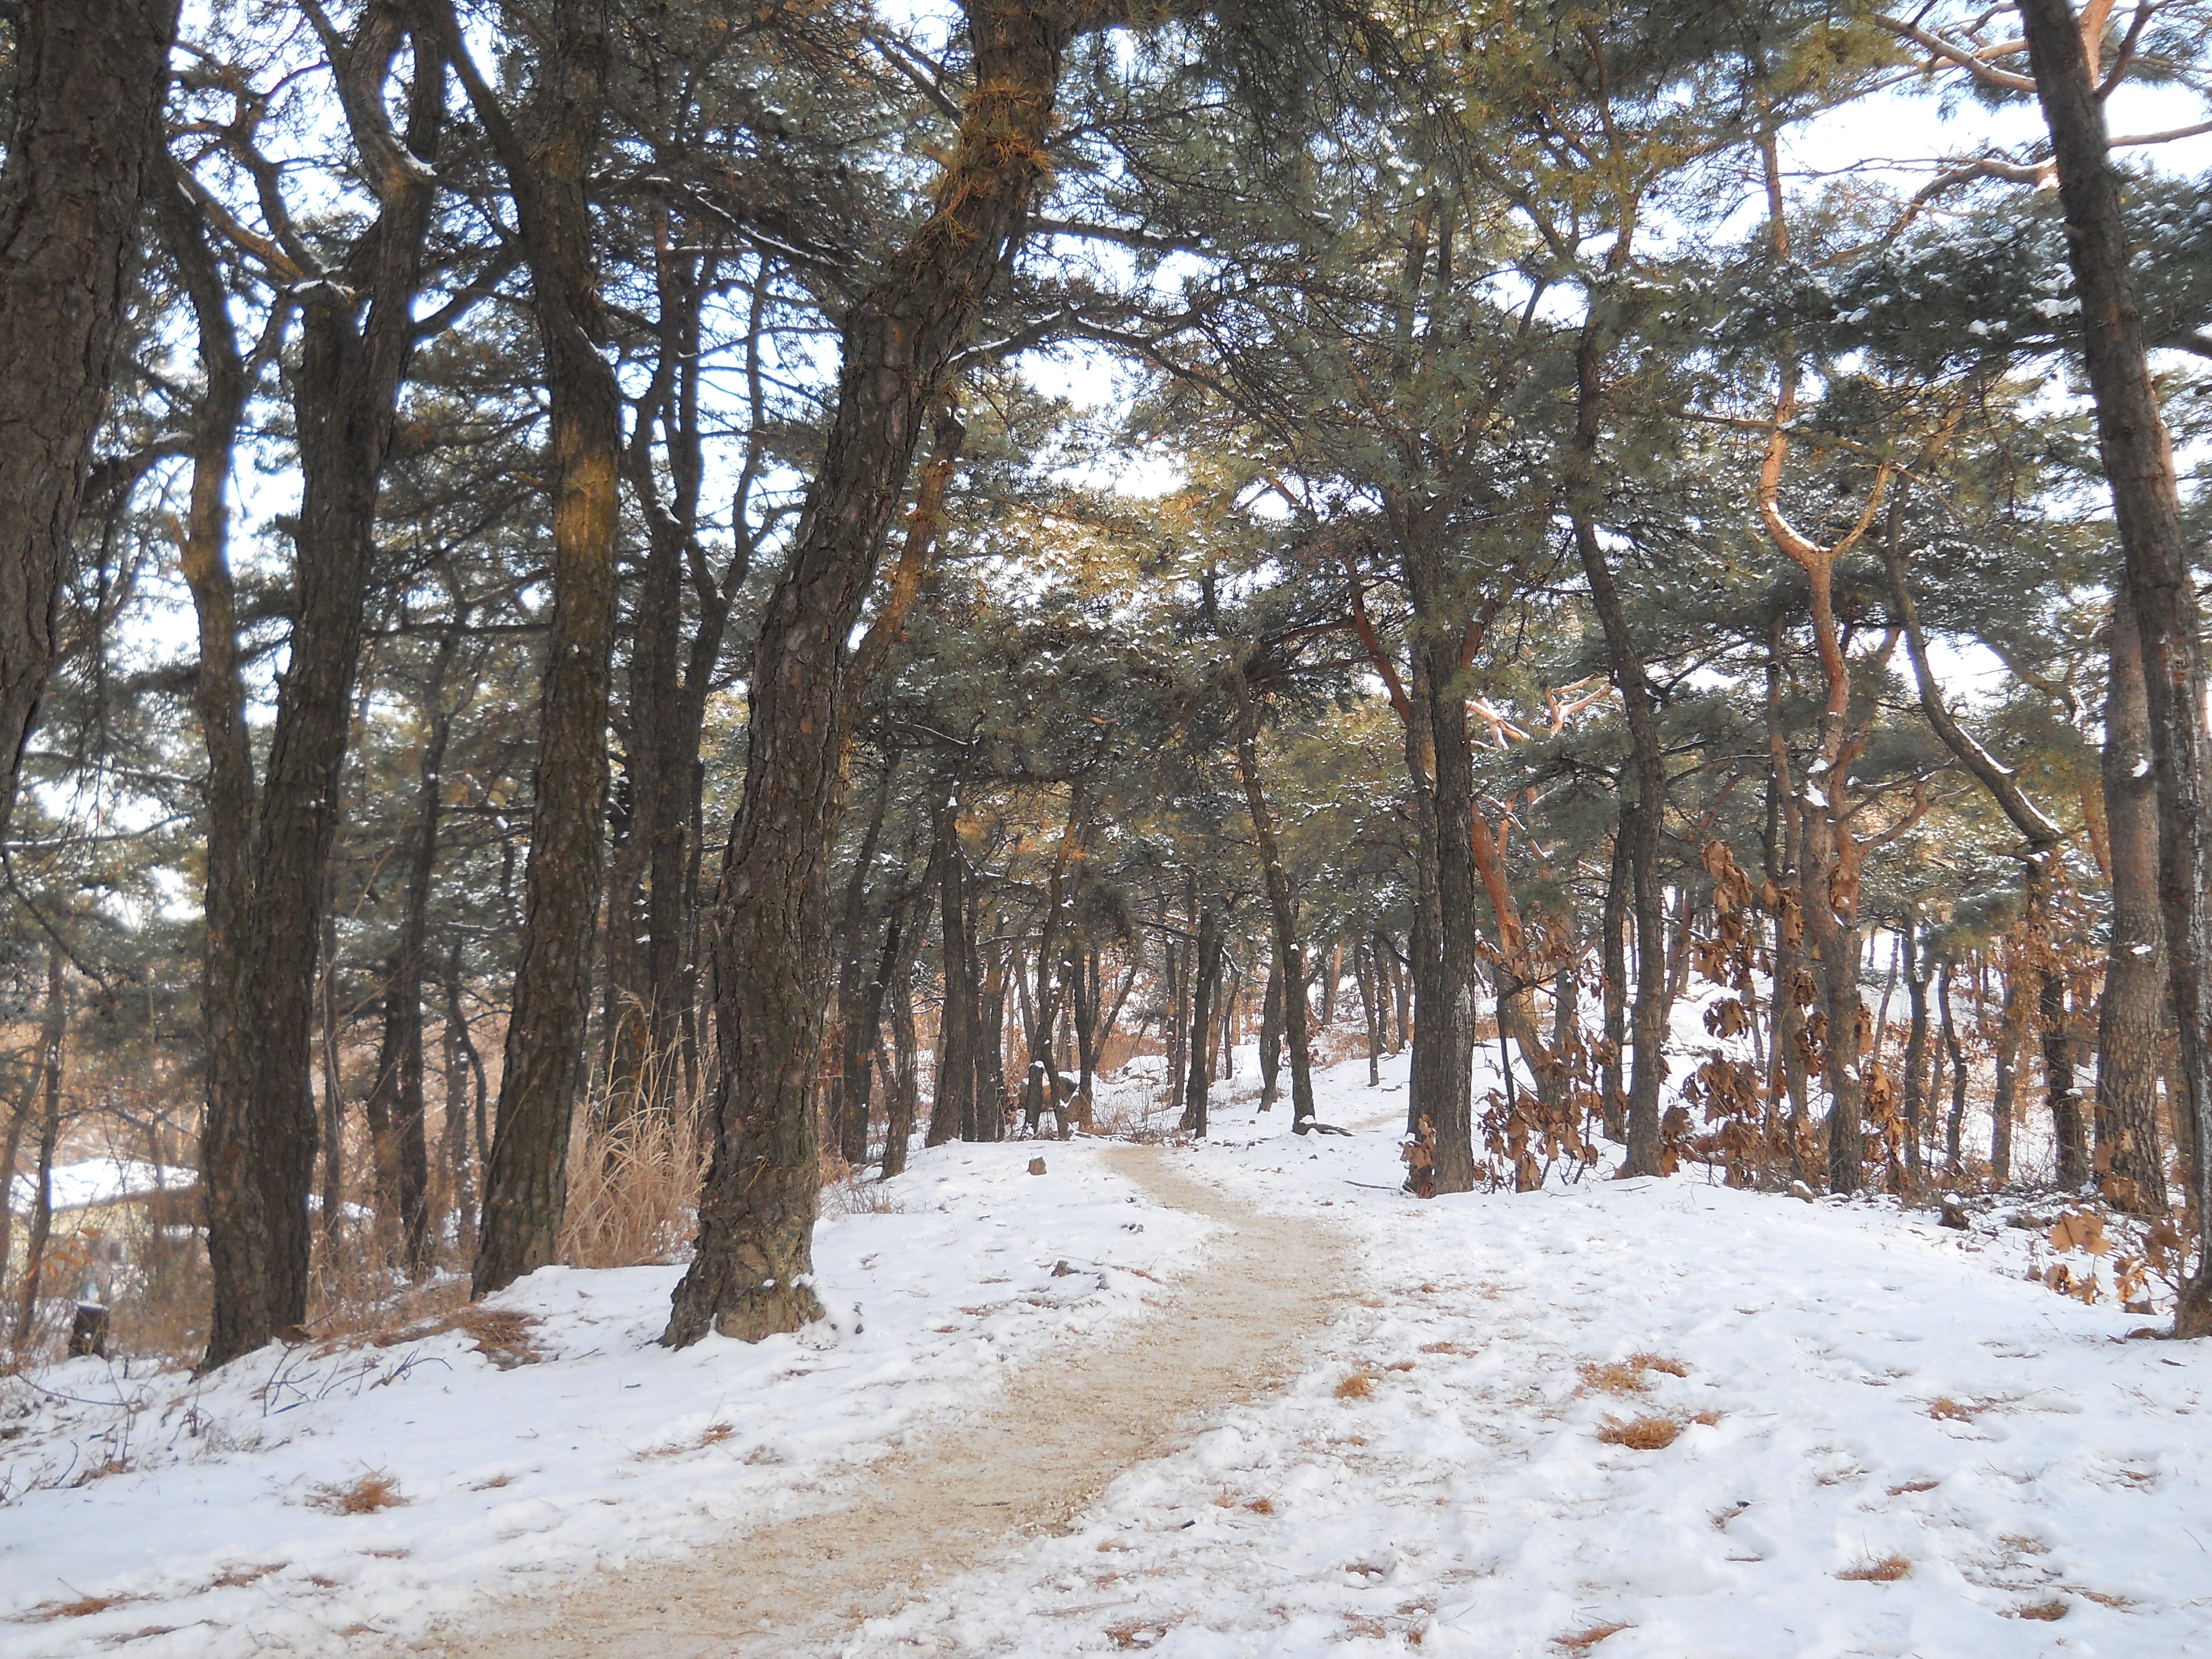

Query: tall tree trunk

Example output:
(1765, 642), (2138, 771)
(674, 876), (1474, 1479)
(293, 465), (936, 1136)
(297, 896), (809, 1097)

(1257, 959), (1282, 1109)
(1179, 899), (1219, 1138)
(1021, 792), (1087, 1135)
(832, 763), (895, 1163)
(2098, 585), (2168, 1213)
(1224, 655), (1316, 1129)
(844, 910), (904, 1166)
(1357, 943), (1383, 1086)
(1071, 947), (1099, 1127)
(1396, 577), (1478, 1191)
(0, 0), (181, 840)
(976, 933), (1008, 1141)
(455, 0), (627, 1300)
(929, 790), (975, 1147)
(662, 0), (1073, 1344)
(190, 19), (446, 1366)
(885, 969), (922, 1177)
(1569, 311), (1669, 1177)
(1991, 1018), (2018, 1183)
(1939, 959), (1968, 1172)
(2018, 0), (2212, 1328)
(444, 940), (479, 1263)
(1600, 823), (1630, 1141)
(366, 631), (454, 1277)
(12, 948), (66, 1347)
(1902, 916), (1931, 1178)
(606, 243), (712, 1116)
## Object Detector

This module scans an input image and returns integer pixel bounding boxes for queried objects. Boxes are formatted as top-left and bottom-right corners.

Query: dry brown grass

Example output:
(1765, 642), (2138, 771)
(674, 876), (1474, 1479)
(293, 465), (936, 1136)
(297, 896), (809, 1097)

(2017, 1599), (2070, 1621)
(363, 1304), (546, 1370)
(1420, 1340), (1474, 1356)
(561, 1091), (702, 1269)
(1553, 1624), (1632, 1652)
(306, 1470), (407, 1515)
(1887, 1478), (1941, 1495)
(1579, 1353), (1689, 1395)
(18, 1594), (132, 1623)
(1836, 1554), (1912, 1582)
(1335, 1370), (1380, 1400)
(1595, 1416), (1682, 1451)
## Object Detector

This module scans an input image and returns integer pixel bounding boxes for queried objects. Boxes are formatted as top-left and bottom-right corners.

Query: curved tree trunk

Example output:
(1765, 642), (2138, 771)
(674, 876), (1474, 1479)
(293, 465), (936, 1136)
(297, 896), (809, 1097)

(2018, 0), (2212, 1329)
(662, 0), (1076, 1346)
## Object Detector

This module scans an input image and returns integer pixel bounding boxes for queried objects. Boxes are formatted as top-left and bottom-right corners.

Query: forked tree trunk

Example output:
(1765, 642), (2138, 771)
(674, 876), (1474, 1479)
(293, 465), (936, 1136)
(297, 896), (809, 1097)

(2018, 0), (2212, 1329)
(663, 0), (1078, 1345)
(0, 0), (182, 841)
(191, 16), (446, 1366)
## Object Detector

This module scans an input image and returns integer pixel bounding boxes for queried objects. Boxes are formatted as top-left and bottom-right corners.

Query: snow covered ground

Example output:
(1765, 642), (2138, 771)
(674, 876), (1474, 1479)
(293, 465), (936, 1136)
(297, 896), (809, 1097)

(0, 1151), (1209, 1655)
(6, 1049), (2206, 1657)
(854, 1057), (2209, 1656)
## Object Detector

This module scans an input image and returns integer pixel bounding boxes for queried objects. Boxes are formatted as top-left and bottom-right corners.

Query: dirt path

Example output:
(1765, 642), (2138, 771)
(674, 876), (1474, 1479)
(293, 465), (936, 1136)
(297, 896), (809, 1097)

(401, 1144), (1350, 1658)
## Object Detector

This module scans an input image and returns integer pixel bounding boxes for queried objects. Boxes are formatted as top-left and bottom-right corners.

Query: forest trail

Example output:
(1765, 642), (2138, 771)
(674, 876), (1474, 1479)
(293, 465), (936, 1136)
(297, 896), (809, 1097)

(403, 1143), (1352, 1657)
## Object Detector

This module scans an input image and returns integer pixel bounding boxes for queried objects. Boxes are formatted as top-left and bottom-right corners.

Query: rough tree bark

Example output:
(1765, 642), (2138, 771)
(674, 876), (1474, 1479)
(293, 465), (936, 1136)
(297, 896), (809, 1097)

(930, 788), (977, 1147)
(2018, 0), (2212, 1328)
(0, 0), (182, 841)
(2096, 586), (2168, 1213)
(190, 11), (446, 1366)
(662, 0), (1079, 1345)
(1179, 899), (1220, 1139)
(446, 0), (627, 1298)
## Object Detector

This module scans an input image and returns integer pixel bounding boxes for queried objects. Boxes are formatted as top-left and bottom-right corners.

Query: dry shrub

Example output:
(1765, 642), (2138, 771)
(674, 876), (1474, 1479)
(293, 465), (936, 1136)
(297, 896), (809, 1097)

(1335, 1370), (1380, 1400)
(307, 1470), (406, 1515)
(1579, 1353), (1689, 1395)
(561, 1096), (702, 1269)
(1835, 1554), (1912, 1583)
(1596, 1416), (1682, 1451)
(1554, 1624), (1632, 1653)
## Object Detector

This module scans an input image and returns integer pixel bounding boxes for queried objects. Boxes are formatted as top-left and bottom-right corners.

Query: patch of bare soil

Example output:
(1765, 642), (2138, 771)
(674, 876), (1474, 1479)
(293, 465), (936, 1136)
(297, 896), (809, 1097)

(392, 1145), (1350, 1658)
